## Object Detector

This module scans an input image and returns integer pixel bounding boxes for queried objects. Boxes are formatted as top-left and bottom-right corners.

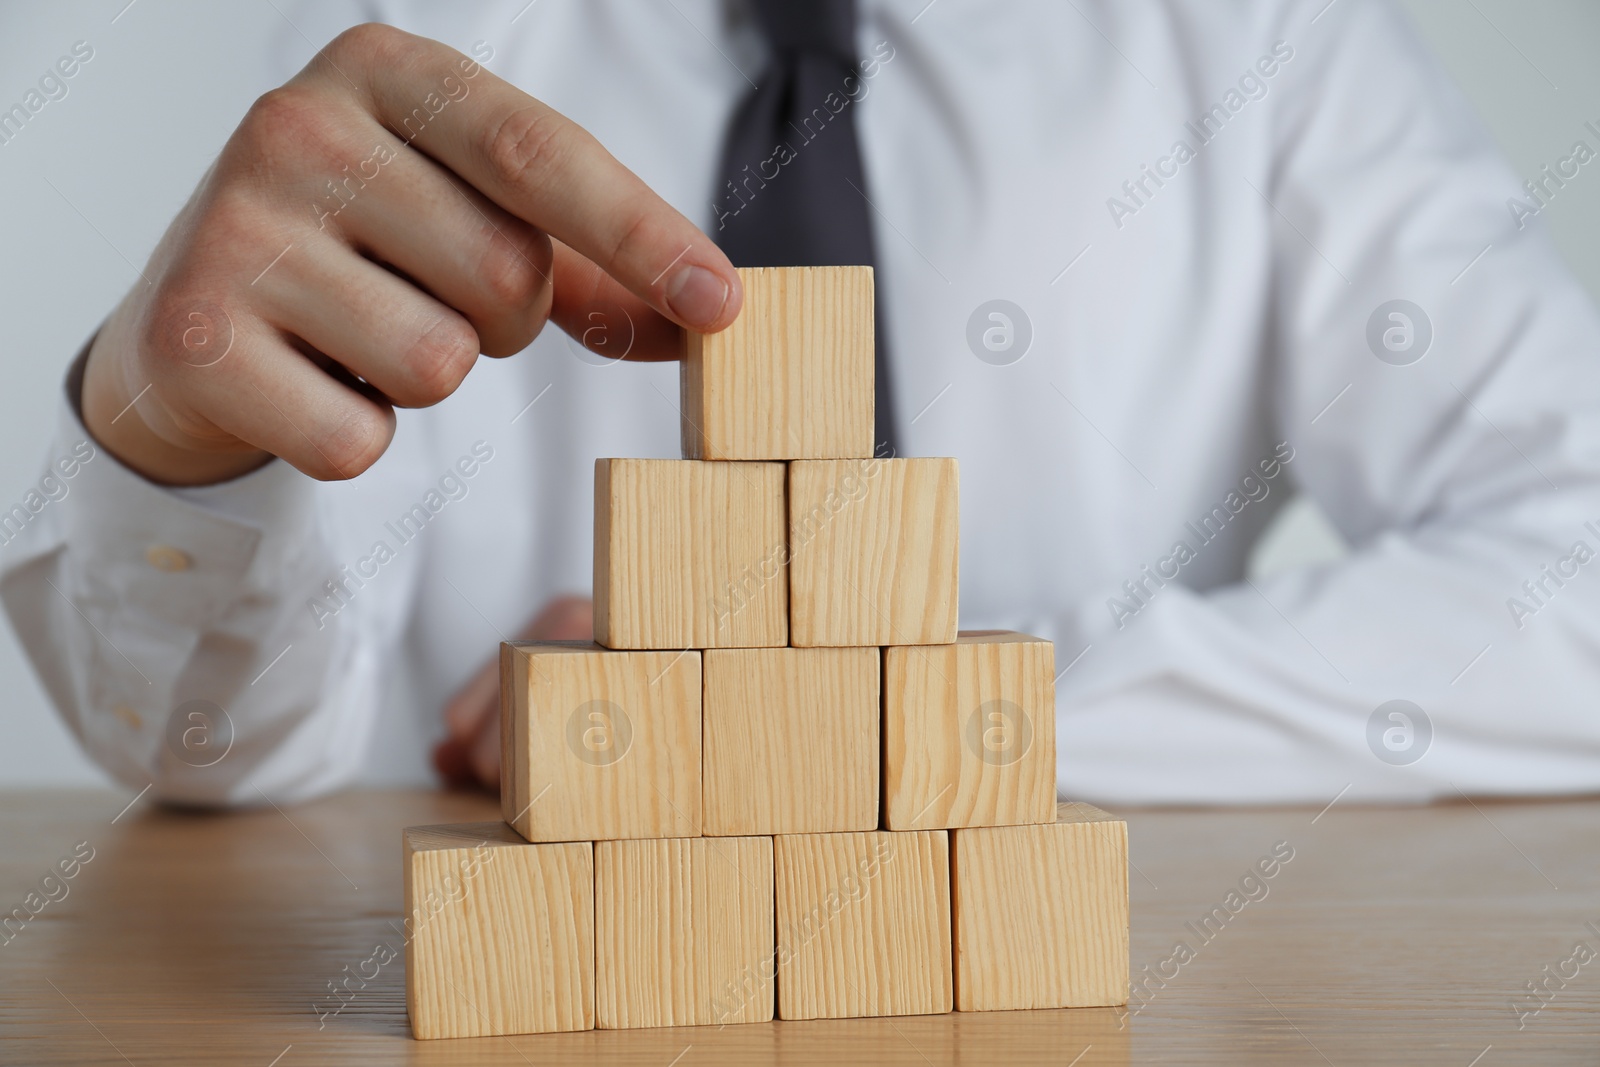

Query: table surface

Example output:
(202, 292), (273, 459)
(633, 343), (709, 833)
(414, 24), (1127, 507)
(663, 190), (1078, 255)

(1, 788), (1597, 1065)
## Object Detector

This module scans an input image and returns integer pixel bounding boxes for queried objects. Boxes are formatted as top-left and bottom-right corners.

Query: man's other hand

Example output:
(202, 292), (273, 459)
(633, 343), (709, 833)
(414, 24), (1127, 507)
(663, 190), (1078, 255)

(433, 594), (593, 793)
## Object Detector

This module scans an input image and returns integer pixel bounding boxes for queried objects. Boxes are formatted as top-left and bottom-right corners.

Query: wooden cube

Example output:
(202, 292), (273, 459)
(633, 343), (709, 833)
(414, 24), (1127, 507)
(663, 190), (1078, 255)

(500, 641), (700, 842)
(404, 823), (593, 1039)
(702, 647), (879, 836)
(681, 265), (874, 460)
(594, 458), (787, 649)
(951, 802), (1129, 1011)
(774, 830), (952, 1019)
(595, 836), (775, 1028)
(788, 458), (958, 646)
(883, 631), (1057, 830)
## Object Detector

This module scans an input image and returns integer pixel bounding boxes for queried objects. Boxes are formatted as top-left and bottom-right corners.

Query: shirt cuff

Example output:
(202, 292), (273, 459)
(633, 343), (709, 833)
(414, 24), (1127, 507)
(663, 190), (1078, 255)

(53, 390), (320, 633)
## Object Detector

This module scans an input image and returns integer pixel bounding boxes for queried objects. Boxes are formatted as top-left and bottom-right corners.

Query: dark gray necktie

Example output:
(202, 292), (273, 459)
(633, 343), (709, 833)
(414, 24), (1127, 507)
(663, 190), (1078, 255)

(712, 0), (898, 457)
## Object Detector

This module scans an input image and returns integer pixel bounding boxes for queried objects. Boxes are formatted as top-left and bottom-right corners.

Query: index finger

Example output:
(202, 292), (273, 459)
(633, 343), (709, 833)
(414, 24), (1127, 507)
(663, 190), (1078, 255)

(323, 25), (742, 332)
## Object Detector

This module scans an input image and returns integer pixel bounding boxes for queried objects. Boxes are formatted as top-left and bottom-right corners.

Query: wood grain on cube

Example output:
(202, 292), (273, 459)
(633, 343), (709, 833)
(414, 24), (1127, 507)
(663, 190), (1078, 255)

(595, 837), (775, 1028)
(951, 802), (1129, 1011)
(681, 265), (874, 460)
(788, 457), (959, 646)
(500, 641), (700, 842)
(703, 647), (879, 836)
(774, 830), (952, 1020)
(594, 458), (787, 649)
(884, 631), (1057, 830)
(404, 823), (593, 1039)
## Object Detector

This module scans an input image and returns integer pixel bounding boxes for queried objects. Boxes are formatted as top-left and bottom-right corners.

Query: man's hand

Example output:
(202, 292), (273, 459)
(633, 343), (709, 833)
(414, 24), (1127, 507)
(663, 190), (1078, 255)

(82, 24), (741, 486)
(434, 594), (593, 792)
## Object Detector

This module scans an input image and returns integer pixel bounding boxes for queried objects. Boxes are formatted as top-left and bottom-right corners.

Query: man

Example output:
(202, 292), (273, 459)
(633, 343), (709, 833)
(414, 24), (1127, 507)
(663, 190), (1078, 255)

(6, 0), (1600, 807)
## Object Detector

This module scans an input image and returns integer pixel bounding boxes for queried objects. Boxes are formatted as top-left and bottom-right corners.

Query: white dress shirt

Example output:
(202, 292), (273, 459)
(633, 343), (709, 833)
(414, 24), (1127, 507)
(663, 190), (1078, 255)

(6, 0), (1600, 807)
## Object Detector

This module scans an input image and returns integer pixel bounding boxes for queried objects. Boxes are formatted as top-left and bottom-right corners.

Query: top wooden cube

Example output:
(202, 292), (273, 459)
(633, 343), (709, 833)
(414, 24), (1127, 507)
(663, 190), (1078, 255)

(681, 266), (875, 461)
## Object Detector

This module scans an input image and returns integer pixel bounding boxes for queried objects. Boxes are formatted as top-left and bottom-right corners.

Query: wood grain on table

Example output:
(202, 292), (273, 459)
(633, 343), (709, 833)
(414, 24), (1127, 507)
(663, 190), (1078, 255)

(1, 789), (1597, 1064)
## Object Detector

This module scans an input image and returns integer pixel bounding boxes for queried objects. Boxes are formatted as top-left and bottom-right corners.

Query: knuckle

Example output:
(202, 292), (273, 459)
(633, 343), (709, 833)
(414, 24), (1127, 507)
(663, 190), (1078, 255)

(608, 201), (670, 274)
(139, 218), (266, 376)
(401, 316), (479, 404)
(476, 227), (549, 310)
(238, 86), (344, 165)
(144, 284), (215, 369)
(316, 403), (392, 479)
(323, 22), (406, 68)
(484, 106), (567, 188)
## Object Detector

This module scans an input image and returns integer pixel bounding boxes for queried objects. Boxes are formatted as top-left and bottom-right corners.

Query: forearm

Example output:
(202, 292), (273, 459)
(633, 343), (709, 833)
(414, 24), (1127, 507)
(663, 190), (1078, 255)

(1051, 478), (1600, 805)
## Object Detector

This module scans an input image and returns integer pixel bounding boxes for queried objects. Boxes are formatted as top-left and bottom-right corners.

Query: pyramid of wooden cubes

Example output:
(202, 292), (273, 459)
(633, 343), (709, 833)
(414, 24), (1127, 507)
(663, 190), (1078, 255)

(403, 266), (1130, 1039)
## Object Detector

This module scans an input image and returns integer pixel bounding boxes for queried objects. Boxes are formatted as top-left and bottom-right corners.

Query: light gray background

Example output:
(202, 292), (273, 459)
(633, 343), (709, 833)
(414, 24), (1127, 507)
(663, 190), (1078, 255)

(2, 0), (1596, 785)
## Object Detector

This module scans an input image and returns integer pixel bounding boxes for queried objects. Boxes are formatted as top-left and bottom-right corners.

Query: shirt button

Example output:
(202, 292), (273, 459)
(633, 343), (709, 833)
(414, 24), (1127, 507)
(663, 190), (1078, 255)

(145, 545), (191, 573)
(112, 704), (143, 729)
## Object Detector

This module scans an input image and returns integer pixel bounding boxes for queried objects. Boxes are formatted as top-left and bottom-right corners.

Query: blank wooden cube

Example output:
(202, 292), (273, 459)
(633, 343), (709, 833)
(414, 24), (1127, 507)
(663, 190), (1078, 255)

(404, 823), (593, 1039)
(595, 836), (774, 1028)
(951, 802), (1129, 1011)
(594, 458), (787, 649)
(681, 265), (874, 460)
(703, 647), (879, 836)
(500, 641), (700, 842)
(788, 457), (959, 646)
(774, 830), (952, 1019)
(883, 631), (1057, 830)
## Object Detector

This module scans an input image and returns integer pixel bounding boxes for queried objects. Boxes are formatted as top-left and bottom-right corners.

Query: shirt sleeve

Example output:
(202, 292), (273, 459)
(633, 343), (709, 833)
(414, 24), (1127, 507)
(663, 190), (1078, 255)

(1053, 0), (1600, 805)
(0, 349), (402, 806)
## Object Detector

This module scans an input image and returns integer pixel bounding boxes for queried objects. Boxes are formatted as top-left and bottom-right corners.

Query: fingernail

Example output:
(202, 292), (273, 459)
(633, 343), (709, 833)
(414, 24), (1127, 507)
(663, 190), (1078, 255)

(665, 265), (729, 329)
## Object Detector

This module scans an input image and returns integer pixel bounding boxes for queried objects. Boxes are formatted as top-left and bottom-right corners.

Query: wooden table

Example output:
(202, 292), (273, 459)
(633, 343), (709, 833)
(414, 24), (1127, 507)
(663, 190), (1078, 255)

(1, 789), (1596, 1064)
